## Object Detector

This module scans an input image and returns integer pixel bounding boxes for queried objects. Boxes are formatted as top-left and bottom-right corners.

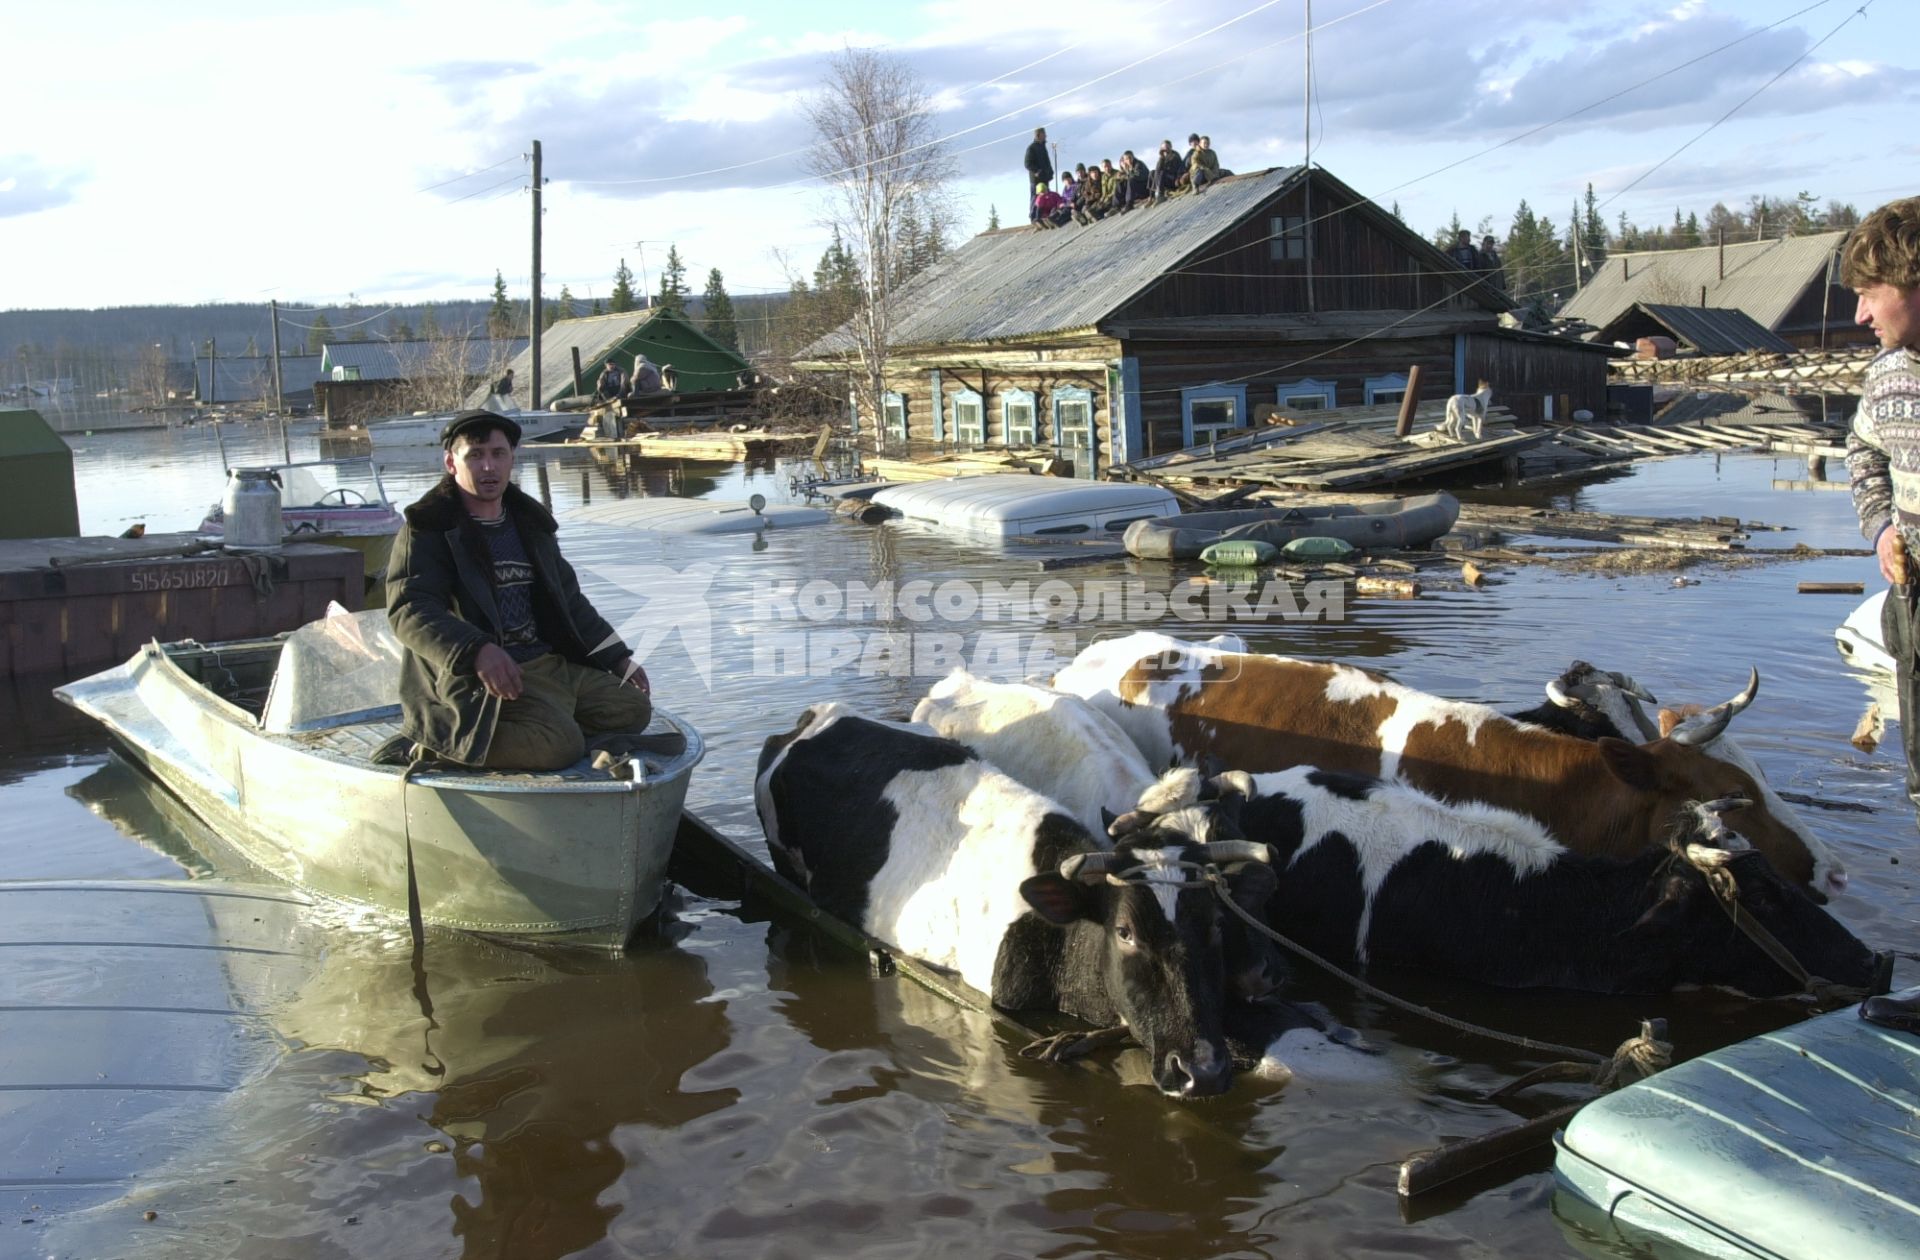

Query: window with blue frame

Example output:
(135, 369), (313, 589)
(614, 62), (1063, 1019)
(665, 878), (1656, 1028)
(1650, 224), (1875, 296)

(1181, 383), (1247, 446)
(1364, 373), (1409, 406)
(882, 392), (907, 443)
(1002, 389), (1037, 446)
(951, 390), (984, 445)
(1275, 377), (1336, 411)
(1052, 386), (1093, 450)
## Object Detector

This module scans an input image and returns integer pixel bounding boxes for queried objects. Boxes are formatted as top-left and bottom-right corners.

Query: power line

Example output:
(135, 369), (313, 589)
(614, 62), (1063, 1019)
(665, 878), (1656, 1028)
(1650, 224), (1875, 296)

(1596, 1), (1872, 211)
(417, 154), (522, 195)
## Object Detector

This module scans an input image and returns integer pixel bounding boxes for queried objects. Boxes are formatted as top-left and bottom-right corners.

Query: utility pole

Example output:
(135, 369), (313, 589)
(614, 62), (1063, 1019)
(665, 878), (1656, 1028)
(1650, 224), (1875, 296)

(206, 336), (216, 405)
(530, 139), (543, 412)
(269, 299), (289, 460)
(1302, 0), (1315, 313)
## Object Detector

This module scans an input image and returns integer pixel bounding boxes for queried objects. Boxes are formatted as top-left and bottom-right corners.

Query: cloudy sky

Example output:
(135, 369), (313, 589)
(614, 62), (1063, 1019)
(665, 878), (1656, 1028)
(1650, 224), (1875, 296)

(1, 0), (1912, 313)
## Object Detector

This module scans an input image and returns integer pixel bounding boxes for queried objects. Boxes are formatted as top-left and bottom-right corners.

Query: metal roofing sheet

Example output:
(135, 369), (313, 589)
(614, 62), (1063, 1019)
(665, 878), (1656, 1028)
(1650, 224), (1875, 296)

(1558, 232), (1845, 331)
(811, 167), (1307, 353)
(1623, 304), (1798, 355)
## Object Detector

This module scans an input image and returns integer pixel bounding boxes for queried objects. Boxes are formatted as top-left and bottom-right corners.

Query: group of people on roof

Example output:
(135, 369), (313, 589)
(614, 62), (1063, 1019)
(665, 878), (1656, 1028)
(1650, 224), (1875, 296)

(1022, 128), (1229, 230)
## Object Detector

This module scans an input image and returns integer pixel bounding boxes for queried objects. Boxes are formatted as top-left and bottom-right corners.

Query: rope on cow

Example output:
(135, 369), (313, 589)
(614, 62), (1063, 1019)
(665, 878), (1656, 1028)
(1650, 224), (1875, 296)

(1205, 869), (1634, 1069)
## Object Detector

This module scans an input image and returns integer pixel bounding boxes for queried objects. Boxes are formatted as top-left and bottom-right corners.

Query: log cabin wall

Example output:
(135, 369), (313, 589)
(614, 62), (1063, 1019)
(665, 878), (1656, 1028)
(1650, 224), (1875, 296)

(1461, 334), (1611, 424)
(1124, 334), (1459, 456)
(875, 353), (1119, 467)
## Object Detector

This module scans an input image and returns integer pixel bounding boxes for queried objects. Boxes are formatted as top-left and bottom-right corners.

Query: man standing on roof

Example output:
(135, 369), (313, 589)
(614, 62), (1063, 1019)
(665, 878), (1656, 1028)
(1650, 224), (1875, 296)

(1448, 230), (1481, 272)
(1845, 196), (1920, 813)
(385, 409), (652, 771)
(1024, 128), (1053, 224)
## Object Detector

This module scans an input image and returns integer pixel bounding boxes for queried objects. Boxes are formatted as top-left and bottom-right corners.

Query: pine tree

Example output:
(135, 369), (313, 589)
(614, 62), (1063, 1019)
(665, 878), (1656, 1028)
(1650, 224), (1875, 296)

(655, 245), (690, 317)
(487, 271), (513, 339)
(546, 285), (575, 330)
(1682, 212), (1703, 248)
(610, 259), (636, 313)
(306, 313), (332, 354)
(388, 316), (414, 340)
(591, 297), (604, 316)
(1391, 200), (1405, 223)
(702, 268), (739, 350)
(986, 204), (1000, 231)
(419, 304), (441, 339)
(1581, 183), (1607, 270)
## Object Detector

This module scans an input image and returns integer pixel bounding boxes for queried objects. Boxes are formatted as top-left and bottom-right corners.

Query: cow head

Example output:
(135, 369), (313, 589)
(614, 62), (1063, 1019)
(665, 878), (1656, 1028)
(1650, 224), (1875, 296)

(1542, 660), (1662, 740)
(1633, 798), (1889, 999)
(1593, 669), (1841, 894)
(1018, 807), (1276, 1099)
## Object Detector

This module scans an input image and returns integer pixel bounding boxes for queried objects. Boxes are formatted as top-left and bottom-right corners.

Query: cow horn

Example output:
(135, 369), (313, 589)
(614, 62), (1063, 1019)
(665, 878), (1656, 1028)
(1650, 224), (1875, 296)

(1684, 842), (1741, 869)
(1668, 669), (1759, 746)
(1544, 678), (1579, 710)
(1106, 810), (1148, 838)
(1198, 841), (1271, 865)
(1604, 670), (1658, 704)
(1060, 852), (1117, 884)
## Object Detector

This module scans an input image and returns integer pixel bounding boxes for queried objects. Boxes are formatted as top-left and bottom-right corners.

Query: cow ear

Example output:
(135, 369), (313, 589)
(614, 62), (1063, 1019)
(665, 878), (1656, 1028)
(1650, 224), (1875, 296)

(1657, 708), (1682, 738)
(1597, 736), (1660, 790)
(1226, 859), (1278, 913)
(1020, 872), (1096, 925)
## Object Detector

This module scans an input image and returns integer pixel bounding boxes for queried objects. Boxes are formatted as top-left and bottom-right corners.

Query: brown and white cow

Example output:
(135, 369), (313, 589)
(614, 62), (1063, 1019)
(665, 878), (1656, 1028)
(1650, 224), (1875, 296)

(1051, 632), (1845, 894)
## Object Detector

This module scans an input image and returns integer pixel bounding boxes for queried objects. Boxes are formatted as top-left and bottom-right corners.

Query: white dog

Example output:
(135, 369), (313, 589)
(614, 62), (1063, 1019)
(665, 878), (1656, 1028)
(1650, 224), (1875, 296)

(1438, 381), (1492, 442)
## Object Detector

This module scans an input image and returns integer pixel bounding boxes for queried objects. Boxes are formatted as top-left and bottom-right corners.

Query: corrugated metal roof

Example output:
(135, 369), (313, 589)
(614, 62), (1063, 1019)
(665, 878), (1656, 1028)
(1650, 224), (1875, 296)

(320, 338), (526, 382)
(1610, 304), (1799, 355)
(1559, 232), (1845, 332)
(195, 355), (322, 403)
(466, 310), (752, 408)
(810, 167), (1310, 352)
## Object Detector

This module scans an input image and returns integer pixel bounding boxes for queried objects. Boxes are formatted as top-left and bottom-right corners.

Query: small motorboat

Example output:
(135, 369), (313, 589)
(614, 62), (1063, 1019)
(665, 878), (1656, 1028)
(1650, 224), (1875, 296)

(1835, 589), (1896, 677)
(1124, 491), (1460, 560)
(55, 608), (704, 952)
(869, 473), (1179, 541)
(198, 457), (402, 584)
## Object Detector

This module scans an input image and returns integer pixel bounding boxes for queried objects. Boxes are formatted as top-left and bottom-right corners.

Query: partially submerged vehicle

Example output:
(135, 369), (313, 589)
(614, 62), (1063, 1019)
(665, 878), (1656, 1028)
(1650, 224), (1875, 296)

(1835, 589), (1896, 677)
(869, 473), (1179, 541)
(55, 608), (703, 951)
(198, 457), (402, 582)
(1124, 491), (1461, 560)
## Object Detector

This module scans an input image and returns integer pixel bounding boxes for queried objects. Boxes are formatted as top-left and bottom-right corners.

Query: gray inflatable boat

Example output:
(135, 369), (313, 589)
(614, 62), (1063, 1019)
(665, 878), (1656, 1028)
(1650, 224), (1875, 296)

(1123, 491), (1460, 560)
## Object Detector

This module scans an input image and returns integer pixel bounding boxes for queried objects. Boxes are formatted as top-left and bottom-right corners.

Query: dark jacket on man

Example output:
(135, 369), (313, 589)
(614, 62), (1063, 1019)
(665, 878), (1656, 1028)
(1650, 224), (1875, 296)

(386, 476), (628, 765)
(1023, 139), (1054, 185)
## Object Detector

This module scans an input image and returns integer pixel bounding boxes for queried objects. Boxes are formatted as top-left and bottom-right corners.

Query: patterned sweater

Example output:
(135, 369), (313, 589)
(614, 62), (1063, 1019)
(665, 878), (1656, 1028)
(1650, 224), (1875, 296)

(1847, 347), (1920, 550)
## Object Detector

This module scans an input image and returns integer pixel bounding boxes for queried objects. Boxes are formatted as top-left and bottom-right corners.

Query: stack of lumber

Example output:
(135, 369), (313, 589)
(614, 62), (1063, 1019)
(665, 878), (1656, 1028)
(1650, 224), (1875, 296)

(863, 447), (1062, 482)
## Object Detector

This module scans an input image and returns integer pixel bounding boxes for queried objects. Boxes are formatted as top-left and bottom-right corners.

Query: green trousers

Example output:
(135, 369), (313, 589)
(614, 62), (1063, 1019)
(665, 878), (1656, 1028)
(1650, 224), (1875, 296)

(484, 653), (654, 771)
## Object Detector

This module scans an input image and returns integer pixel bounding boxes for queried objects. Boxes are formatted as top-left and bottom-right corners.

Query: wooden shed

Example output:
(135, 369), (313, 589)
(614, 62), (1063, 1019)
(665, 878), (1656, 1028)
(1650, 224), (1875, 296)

(0, 410), (79, 539)
(798, 165), (1610, 473)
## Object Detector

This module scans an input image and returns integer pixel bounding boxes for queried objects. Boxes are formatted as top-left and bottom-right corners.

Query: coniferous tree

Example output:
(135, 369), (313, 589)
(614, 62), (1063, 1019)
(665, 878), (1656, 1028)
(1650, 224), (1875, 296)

(546, 285), (575, 330)
(487, 271), (513, 338)
(419, 304), (441, 339)
(1581, 183), (1608, 271)
(655, 245), (690, 317)
(591, 297), (604, 316)
(702, 268), (738, 350)
(388, 316), (414, 340)
(306, 312), (332, 354)
(610, 259), (636, 313)
(986, 204), (1000, 231)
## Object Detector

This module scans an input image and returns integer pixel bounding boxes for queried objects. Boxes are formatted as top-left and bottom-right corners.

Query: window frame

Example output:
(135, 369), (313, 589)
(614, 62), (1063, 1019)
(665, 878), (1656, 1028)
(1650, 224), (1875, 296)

(950, 388), (985, 446)
(1181, 383), (1248, 447)
(1274, 377), (1336, 411)
(1268, 214), (1307, 262)
(882, 391), (907, 443)
(1364, 373), (1409, 406)
(1002, 388), (1037, 446)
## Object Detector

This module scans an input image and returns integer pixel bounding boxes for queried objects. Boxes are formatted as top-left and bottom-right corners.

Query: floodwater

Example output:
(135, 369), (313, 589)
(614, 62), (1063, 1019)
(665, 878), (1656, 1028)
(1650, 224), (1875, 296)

(6, 420), (1916, 1259)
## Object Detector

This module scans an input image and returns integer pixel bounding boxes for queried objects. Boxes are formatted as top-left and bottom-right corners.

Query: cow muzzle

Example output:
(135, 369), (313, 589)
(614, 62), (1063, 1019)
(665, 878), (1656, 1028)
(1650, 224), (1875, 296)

(1156, 1042), (1230, 1098)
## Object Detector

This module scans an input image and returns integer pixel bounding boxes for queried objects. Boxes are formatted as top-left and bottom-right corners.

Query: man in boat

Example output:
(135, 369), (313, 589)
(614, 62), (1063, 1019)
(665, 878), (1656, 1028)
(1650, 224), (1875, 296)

(385, 409), (652, 771)
(1844, 196), (1920, 812)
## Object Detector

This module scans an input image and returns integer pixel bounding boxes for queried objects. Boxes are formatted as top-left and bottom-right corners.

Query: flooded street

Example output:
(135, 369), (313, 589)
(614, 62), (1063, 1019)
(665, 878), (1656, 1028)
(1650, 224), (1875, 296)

(8, 422), (1916, 1259)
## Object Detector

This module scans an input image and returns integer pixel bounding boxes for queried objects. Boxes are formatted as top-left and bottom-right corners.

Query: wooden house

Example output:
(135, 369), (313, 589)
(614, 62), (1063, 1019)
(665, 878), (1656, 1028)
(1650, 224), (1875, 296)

(466, 309), (754, 410)
(1559, 231), (1868, 351)
(796, 165), (1614, 475)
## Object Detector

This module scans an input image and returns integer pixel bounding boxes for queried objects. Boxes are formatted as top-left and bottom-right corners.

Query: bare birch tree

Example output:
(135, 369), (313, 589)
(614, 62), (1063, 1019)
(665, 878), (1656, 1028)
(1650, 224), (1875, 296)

(804, 47), (953, 435)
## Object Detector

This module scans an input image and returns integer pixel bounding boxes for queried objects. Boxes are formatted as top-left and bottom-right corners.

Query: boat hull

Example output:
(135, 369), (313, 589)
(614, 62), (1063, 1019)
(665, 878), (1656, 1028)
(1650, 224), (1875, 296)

(57, 641), (702, 951)
(1124, 492), (1461, 560)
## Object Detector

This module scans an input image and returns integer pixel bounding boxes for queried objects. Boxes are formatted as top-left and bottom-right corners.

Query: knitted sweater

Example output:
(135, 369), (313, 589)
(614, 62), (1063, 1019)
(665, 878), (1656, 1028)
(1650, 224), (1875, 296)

(1847, 347), (1920, 548)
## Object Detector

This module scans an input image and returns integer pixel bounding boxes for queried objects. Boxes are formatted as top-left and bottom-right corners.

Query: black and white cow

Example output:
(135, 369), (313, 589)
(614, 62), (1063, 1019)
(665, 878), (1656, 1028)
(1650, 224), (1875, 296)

(1146, 766), (1889, 998)
(754, 703), (1278, 1098)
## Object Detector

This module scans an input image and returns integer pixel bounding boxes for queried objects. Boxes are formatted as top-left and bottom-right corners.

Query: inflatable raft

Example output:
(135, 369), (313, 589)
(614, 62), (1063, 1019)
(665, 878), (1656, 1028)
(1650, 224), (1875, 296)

(1553, 990), (1920, 1260)
(1123, 491), (1460, 560)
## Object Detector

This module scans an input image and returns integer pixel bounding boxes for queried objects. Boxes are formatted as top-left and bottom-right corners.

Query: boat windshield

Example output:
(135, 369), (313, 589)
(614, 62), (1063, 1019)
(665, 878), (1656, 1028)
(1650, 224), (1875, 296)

(275, 459), (389, 510)
(261, 607), (405, 733)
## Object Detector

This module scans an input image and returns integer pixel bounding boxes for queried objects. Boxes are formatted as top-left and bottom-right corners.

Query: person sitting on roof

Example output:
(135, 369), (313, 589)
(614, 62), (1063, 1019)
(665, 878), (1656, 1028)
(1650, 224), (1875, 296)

(1032, 180), (1067, 229)
(1190, 136), (1222, 192)
(628, 355), (663, 395)
(1074, 163), (1104, 225)
(1059, 171), (1079, 223)
(594, 359), (626, 402)
(1116, 151), (1148, 213)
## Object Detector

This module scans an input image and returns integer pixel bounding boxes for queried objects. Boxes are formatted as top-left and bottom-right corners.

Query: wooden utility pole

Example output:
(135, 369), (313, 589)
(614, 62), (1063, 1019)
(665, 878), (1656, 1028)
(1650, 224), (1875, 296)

(206, 336), (217, 405)
(1303, 0), (1315, 313)
(530, 139), (543, 412)
(269, 298), (289, 461)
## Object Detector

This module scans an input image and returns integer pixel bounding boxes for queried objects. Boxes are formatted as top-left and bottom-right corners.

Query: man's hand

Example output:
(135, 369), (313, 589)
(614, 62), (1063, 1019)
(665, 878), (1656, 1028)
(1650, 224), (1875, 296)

(619, 657), (651, 693)
(1880, 527), (1910, 587)
(474, 643), (523, 700)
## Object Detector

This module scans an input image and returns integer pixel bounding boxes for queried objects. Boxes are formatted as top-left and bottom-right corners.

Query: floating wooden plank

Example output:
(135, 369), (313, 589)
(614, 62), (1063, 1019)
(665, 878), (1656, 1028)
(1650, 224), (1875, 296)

(1772, 479), (1851, 493)
(1798, 581), (1865, 595)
